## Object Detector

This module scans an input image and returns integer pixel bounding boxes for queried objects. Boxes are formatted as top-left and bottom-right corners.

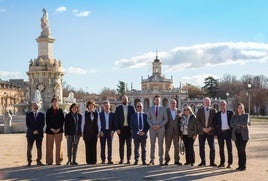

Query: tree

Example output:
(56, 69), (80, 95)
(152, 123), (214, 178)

(181, 83), (205, 99)
(202, 76), (219, 98)
(117, 81), (126, 99)
(99, 87), (117, 101)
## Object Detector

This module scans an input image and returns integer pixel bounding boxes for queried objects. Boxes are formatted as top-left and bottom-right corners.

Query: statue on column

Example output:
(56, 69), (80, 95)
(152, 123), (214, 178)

(40, 8), (51, 37)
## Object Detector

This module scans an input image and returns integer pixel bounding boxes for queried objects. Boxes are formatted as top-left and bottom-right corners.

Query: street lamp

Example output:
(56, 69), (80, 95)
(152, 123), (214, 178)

(226, 92), (229, 109)
(248, 83), (252, 115)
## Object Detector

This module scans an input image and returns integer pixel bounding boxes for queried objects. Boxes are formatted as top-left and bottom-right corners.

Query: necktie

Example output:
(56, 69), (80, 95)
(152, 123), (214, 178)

(34, 112), (37, 121)
(139, 113), (143, 130)
(155, 106), (158, 117)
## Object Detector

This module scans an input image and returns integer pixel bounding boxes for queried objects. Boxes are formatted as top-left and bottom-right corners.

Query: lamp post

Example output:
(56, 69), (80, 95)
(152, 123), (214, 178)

(226, 92), (229, 109)
(248, 84), (251, 115)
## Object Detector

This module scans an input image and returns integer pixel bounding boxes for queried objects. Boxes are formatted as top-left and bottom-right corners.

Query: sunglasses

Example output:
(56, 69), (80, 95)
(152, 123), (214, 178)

(137, 106), (143, 108)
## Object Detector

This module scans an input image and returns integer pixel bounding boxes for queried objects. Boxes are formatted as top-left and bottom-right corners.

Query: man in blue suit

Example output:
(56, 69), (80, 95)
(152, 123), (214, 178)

(26, 102), (45, 166)
(114, 95), (136, 164)
(98, 101), (115, 164)
(130, 102), (150, 165)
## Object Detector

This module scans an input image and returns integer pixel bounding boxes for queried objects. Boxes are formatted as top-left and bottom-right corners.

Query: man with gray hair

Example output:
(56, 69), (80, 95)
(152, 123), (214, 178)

(214, 100), (234, 168)
(26, 102), (45, 166)
(196, 97), (216, 166)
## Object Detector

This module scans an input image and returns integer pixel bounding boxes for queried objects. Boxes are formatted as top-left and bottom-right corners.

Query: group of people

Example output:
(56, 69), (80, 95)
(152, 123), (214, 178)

(26, 95), (250, 172)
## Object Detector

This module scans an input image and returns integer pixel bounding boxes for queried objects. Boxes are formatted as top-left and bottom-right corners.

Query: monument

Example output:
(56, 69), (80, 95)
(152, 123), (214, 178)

(27, 9), (64, 111)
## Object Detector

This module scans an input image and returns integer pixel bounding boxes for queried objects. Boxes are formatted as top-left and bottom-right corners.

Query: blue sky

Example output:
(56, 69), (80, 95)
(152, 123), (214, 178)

(1, 0), (268, 93)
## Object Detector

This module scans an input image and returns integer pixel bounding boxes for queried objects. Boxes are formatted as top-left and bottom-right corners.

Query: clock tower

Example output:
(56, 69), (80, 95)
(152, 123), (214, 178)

(27, 9), (64, 111)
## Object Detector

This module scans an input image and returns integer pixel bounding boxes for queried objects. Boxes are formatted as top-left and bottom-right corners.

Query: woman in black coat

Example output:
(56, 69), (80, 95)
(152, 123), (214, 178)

(82, 100), (99, 164)
(64, 103), (82, 165)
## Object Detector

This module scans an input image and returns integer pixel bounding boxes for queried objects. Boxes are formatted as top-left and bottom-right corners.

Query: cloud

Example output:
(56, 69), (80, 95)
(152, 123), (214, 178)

(115, 42), (268, 72)
(0, 8), (6, 13)
(55, 6), (67, 13)
(72, 9), (91, 17)
(63, 67), (96, 75)
(0, 71), (21, 78)
(180, 73), (220, 87)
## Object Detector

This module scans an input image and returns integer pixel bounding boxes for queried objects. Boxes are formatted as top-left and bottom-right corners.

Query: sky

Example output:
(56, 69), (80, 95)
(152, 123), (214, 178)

(1, 0), (268, 94)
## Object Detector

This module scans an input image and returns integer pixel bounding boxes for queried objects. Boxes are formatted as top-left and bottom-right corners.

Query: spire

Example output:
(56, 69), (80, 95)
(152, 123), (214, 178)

(154, 49), (160, 62)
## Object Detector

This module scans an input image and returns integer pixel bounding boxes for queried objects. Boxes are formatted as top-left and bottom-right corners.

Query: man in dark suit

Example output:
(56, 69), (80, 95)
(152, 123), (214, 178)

(147, 95), (168, 166)
(196, 97), (217, 166)
(214, 100), (234, 168)
(98, 101), (115, 164)
(130, 102), (150, 165)
(114, 95), (136, 164)
(26, 102), (45, 166)
(165, 99), (182, 165)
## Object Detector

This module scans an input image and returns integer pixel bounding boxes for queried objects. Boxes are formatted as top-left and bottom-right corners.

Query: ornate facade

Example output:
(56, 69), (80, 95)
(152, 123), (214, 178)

(26, 9), (64, 111)
(0, 80), (24, 115)
(127, 55), (188, 112)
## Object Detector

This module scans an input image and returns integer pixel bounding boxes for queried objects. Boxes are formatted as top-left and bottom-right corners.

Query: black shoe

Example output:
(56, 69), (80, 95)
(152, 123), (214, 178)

(218, 163), (225, 168)
(134, 161), (138, 165)
(56, 163), (61, 165)
(198, 162), (206, 166)
(164, 161), (169, 165)
(226, 164), (231, 168)
(149, 160), (155, 165)
(126, 160), (130, 164)
(108, 161), (113, 164)
(210, 163), (217, 167)
(37, 161), (44, 166)
(236, 167), (241, 170)
(159, 161), (164, 166)
(175, 162), (182, 165)
(72, 162), (78, 165)
(142, 161), (147, 165)
(184, 162), (190, 165)
(119, 160), (123, 164)
(66, 160), (71, 165)
(239, 167), (246, 171)
(101, 161), (105, 164)
(27, 162), (31, 166)
(191, 163), (194, 166)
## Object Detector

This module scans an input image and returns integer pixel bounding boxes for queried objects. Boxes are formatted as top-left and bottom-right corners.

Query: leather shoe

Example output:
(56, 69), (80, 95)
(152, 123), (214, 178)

(101, 161), (105, 164)
(134, 161), (138, 165)
(66, 160), (71, 165)
(164, 161), (169, 165)
(126, 160), (130, 164)
(27, 162), (31, 166)
(184, 162), (190, 165)
(210, 163), (217, 166)
(149, 160), (155, 165)
(37, 161), (44, 166)
(175, 162), (182, 165)
(142, 161), (147, 165)
(198, 162), (205, 166)
(159, 162), (164, 166)
(218, 163), (225, 168)
(119, 160), (123, 164)
(108, 161), (113, 164)
(226, 164), (231, 168)
(72, 162), (78, 165)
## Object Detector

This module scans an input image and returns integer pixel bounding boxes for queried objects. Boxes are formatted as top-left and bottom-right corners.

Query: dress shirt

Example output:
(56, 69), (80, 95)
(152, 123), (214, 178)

(221, 111), (230, 130)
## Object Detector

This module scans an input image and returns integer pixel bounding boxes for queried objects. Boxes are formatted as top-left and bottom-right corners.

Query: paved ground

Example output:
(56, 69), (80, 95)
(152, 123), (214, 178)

(0, 121), (267, 181)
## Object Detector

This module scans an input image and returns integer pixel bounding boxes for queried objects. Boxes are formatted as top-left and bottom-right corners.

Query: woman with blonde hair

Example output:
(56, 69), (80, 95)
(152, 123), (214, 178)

(230, 103), (250, 171)
(180, 105), (198, 166)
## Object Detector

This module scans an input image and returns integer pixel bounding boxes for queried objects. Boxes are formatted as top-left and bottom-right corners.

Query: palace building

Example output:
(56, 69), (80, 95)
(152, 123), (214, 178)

(127, 55), (188, 112)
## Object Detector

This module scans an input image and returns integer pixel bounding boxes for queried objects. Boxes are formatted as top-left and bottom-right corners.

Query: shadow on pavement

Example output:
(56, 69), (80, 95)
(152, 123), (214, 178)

(0, 163), (237, 181)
